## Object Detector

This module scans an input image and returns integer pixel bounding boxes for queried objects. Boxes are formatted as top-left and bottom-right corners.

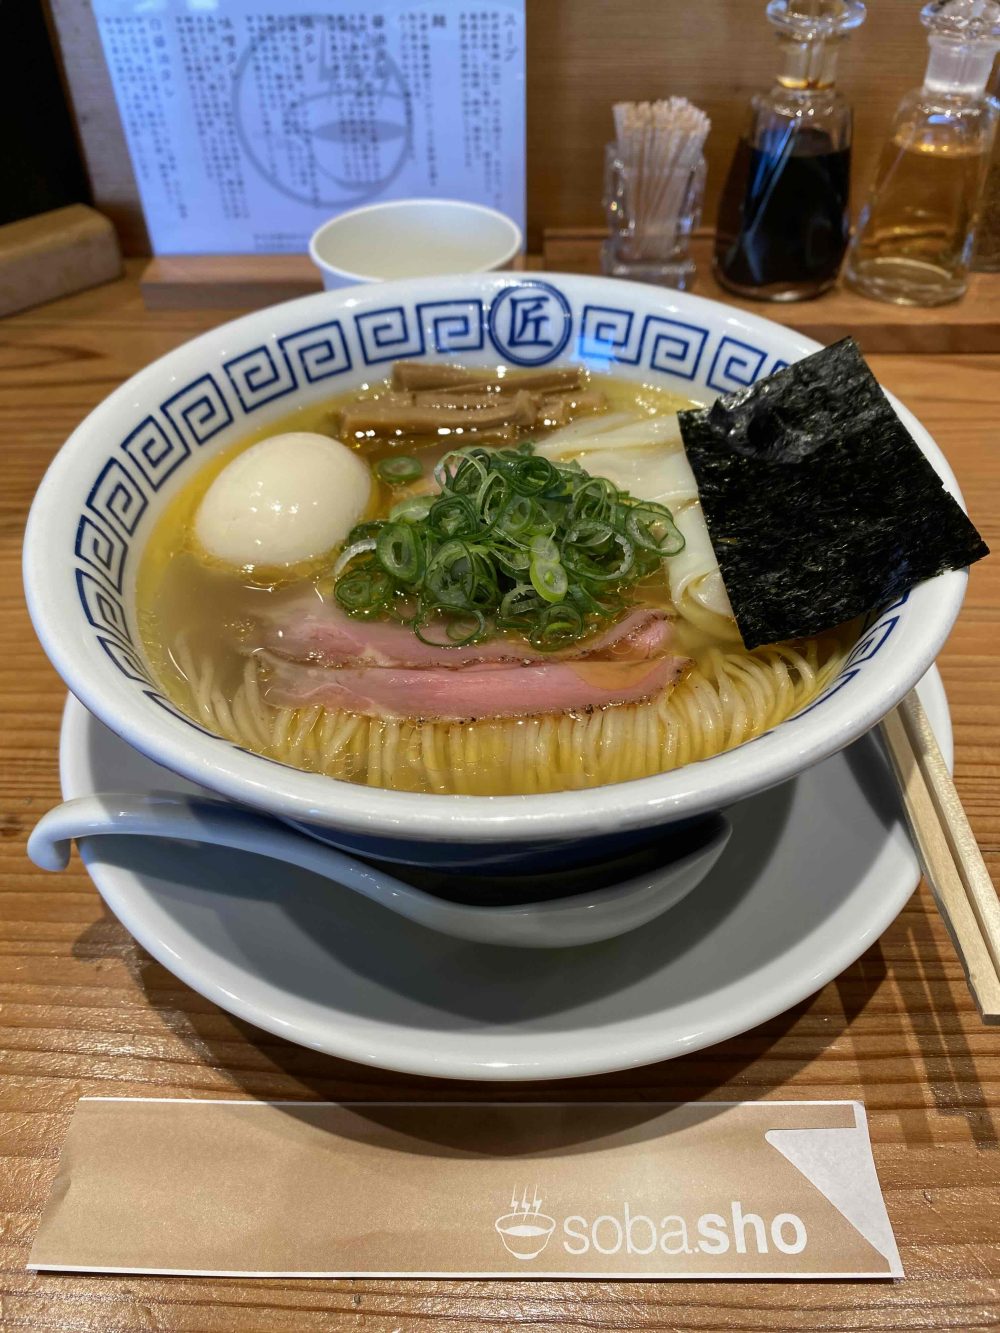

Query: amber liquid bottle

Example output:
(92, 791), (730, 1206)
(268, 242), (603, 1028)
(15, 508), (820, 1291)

(714, 0), (866, 302)
(845, 0), (1000, 305)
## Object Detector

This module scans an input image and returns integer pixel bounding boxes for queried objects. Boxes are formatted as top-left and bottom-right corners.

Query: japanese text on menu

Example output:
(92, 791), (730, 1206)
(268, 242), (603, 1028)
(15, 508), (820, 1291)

(94, 1), (525, 255)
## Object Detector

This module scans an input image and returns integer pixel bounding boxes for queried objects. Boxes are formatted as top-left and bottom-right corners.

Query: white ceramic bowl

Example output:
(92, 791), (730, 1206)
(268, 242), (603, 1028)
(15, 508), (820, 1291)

(309, 199), (522, 287)
(23, 273), (968, 867)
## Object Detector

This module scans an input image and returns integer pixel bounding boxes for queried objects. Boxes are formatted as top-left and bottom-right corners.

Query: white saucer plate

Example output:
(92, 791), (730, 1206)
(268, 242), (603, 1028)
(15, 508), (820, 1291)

(59, 670), (951, 1082)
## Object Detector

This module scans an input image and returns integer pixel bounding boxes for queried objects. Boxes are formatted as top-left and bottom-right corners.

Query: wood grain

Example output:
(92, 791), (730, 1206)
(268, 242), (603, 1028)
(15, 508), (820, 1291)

(50, 0), (937, 255)
(0, 266), (999, 1328)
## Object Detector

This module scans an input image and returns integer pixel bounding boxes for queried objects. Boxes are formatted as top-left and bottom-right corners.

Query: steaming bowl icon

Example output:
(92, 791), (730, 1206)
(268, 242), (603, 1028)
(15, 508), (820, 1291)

(494, 1210), (557, 1260)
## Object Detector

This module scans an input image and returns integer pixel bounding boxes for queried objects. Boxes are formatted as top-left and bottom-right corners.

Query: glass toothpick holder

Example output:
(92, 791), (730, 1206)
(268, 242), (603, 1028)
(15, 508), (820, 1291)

(601, 142), (706, 288)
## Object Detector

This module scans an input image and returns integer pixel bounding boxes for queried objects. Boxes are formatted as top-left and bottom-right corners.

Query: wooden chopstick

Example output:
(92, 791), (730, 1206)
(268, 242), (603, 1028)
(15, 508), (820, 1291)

(880, 689), (1000, 1023)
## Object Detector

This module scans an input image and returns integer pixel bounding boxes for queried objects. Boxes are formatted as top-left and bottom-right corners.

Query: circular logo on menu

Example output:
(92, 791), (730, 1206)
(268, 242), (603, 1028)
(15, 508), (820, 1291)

(233, 18), (411, 210)
(487, 282), (573, 367)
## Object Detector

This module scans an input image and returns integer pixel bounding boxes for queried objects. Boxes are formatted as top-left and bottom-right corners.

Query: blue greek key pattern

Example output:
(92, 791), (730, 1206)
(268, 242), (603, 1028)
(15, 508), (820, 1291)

(860, 589), (910, 634)
(97, 635), (153, 685)
(162, 373), (234, 447)
(645, 317), (709, 380)
(579, 306), (708, 381)
(707, 336), (770, 393)
(355, 306), (425, 364)
(86, 458), (147, 537)
(418, 299), (485, 354)
(278, 320), (352, 384)
(224, 344), (297, 412)
(75, 569), (132, 646)
(579, 304), (638, 360)
(797, 592), (906, 717)
(847, 616), (901, 668)
(144, 691), (224, 738)
(122, 415), (190, 491)
(75, 515), (127, 593)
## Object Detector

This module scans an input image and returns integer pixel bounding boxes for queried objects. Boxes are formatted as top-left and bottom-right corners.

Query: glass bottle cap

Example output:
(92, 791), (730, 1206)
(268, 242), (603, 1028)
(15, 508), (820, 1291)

(765, 0), (867, 38)
(920, 0), (1000, 94)
(921, 0), (1000, 40)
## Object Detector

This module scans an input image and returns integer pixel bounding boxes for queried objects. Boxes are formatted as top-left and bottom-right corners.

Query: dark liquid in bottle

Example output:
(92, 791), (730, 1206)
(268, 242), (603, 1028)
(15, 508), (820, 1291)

(714, 128), (851, 299)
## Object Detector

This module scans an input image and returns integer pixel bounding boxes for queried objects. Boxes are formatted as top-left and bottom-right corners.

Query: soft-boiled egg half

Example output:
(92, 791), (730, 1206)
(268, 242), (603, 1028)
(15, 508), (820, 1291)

(194, 432), (371, 570)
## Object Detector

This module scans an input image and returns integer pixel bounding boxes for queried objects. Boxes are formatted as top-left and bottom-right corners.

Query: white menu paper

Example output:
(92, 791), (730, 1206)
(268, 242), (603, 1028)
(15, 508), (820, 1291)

(92, 0), (525, 254)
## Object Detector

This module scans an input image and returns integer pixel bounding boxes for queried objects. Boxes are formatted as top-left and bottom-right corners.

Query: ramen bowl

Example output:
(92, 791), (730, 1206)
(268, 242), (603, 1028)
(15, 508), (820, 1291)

(23, 273), (968, 869)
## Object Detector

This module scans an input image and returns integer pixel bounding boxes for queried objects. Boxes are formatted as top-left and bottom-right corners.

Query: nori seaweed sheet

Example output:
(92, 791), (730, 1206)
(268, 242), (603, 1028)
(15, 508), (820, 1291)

(678, 337), (989, 650)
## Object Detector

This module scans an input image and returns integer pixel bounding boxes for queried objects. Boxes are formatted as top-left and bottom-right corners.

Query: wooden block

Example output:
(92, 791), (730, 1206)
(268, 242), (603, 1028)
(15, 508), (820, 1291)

(543, 228), (1000, 355)
(0, 204), (123, 317)
(140, 252), (535, 311)
(140, 254), (322, 310)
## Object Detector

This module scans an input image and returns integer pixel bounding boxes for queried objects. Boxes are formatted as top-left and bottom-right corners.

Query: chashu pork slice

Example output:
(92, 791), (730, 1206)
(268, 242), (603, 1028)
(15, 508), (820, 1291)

(259, 651), (687, 722)
(261, 596), (674, 670)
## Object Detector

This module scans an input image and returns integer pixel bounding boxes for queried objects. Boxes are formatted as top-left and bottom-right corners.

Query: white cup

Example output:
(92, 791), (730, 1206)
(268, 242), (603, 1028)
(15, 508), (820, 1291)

(308, 197), (523, 288)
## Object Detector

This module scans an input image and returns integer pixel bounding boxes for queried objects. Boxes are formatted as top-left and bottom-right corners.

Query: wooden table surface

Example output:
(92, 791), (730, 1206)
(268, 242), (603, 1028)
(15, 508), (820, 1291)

(0, 264), (998, 1331)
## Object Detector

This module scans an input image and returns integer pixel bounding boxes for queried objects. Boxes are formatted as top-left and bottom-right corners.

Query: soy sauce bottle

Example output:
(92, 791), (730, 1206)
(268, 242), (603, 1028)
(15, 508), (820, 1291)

(714, 0), (866, 301)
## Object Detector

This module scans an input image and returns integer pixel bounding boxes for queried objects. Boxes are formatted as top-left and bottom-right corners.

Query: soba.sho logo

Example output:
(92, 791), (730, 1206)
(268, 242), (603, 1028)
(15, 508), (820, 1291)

(493, 1187), (809, 1261)
(494, 1186), (556, 1260)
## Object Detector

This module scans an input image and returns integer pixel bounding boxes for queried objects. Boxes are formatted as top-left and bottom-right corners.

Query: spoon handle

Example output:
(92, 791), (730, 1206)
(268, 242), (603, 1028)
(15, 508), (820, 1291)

(28, 792), (729, 949)
(27, 791), (448, 929)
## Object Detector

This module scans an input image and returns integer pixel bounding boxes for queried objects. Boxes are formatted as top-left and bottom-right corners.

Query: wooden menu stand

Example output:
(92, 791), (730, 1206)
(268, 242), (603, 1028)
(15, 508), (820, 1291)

(140, 255), (322, 311)
(139, 252), (536, 312)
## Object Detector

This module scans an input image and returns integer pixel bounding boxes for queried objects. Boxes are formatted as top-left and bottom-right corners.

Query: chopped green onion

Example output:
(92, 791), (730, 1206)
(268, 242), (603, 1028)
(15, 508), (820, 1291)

(389, 494), (435, 524)
(414, 606), (487, 647)
(530, 556), (568, 604)
(494, 545), (531, 575)
(529, 533), (559, 563)
(428, 493), (481, 539)
(332, 432), (686, 649)
(510, 455), (557, 496)
(332, 536), (377, 579)
(562, 531), (635, 583)
(344, 521), (383, 545)
(495, 494), (533, 539)
(564, 518), (614, 550)
(375, 455), (423, 484)
(626, 505), (685, 556)
(530, 603), (584, 649)
(498, 582), (544, 626)
(476, 470), (510, 526)
(424, 538), (476, 608)
(375, 522), (424, 584)
(334, 567), (390, 613)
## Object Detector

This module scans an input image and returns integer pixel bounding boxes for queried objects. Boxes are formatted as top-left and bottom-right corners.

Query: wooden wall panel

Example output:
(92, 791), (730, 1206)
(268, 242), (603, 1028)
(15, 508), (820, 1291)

(49, 0), (930, 256)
